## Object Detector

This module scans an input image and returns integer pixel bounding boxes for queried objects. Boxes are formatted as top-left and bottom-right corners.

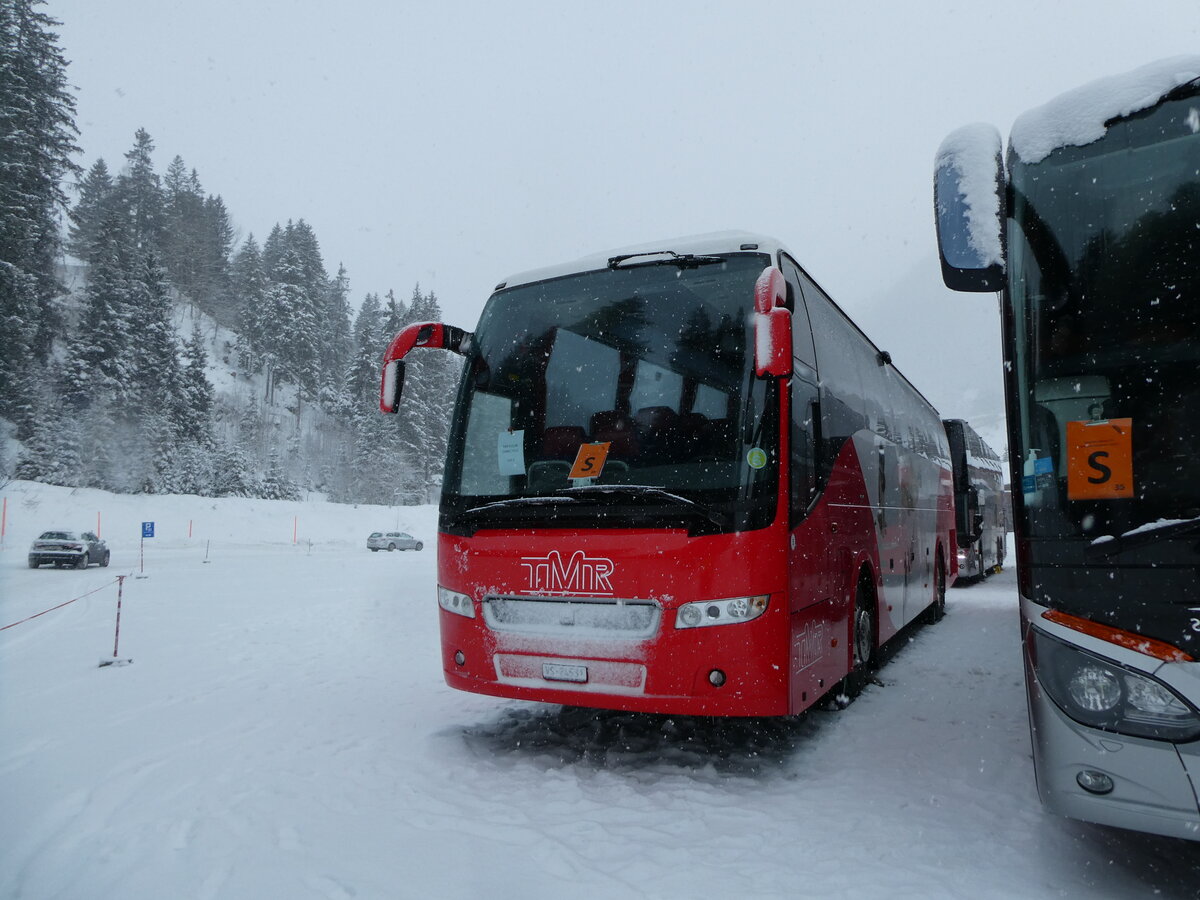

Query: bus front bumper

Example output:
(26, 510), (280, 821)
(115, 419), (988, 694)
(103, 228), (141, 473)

(1025, 666), (1200, 841)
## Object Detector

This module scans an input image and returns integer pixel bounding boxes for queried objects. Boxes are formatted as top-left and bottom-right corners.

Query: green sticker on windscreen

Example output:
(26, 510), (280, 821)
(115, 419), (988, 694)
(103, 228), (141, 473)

(747, 448), (767, 469)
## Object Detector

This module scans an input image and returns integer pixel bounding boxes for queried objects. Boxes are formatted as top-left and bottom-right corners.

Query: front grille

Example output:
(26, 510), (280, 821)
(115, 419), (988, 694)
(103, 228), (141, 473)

(483, 596), (660, 638)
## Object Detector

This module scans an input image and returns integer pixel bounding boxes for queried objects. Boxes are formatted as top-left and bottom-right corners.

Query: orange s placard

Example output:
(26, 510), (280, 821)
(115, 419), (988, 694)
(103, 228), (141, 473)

(1067, 418), (1133, 500)
(569, 442), (611, 480)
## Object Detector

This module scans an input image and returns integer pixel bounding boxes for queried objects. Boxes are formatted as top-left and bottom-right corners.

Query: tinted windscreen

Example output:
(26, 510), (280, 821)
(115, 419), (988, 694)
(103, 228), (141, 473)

(442, 254), (778, 533)
(1009, 86), (1200, 542)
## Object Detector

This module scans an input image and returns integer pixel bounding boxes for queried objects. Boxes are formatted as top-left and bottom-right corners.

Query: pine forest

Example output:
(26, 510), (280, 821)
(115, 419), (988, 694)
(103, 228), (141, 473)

(0, 1), (460, 506)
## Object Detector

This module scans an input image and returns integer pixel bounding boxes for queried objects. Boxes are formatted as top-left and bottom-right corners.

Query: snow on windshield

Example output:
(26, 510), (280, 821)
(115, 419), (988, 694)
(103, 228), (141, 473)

(1011, 55), (1200, 163)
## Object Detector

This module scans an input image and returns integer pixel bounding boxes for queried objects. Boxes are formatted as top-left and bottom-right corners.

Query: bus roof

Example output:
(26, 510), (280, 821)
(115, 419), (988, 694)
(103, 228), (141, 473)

(495, 231), (784, 290)
(1010, 54), (1200, 164)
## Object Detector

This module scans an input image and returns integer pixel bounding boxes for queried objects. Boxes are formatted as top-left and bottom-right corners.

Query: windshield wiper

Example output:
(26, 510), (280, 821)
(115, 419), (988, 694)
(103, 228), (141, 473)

(1088, 516), (1200, 558)
(560, 484), (728, 527)
(607, 250), (724, 270)
(465, 496), (580, 515)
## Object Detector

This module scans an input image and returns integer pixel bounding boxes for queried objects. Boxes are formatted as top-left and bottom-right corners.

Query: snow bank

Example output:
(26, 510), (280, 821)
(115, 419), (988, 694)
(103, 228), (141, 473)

(0, 480), (437, 551)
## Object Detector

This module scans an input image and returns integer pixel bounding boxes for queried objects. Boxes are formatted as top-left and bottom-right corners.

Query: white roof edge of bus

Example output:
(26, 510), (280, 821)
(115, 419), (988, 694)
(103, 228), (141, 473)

(1010, 54), (1200, 164)
(497, 231), (784, 290)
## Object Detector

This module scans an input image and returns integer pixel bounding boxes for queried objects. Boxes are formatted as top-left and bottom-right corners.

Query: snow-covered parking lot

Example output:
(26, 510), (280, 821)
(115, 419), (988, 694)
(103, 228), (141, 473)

(2, 483), (1199, 899)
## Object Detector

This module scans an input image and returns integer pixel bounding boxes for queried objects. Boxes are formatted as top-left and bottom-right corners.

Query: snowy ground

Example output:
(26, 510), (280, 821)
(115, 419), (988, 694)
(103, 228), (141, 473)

(3, 481), (1199, 900)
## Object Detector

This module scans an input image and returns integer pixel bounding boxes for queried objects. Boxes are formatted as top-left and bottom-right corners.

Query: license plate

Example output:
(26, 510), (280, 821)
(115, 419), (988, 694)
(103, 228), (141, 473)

(542, 663), (588, 683)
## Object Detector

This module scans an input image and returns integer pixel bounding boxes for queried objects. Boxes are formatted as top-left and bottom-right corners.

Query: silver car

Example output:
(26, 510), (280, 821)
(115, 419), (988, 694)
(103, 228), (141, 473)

(29, 530), (111, 569)
(367, 531), (423, 552)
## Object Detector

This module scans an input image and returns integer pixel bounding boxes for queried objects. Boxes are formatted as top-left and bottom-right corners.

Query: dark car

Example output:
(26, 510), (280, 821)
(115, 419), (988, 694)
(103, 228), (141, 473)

(28, 530), (110, 569)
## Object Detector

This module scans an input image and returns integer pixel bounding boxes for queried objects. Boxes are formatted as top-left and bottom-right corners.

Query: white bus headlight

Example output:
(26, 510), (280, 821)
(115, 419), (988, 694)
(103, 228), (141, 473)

(437, 586), (476, 618)
(675, 595), (769, 629)
(1066, 665), (1121, 713)
(1031, 628), (1200, 742)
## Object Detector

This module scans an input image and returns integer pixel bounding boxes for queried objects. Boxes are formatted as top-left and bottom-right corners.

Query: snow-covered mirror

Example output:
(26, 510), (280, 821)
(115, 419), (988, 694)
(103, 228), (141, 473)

(380, 359), (405, 413)
(934, 123), (1006, 292)
(753, 266), (792, 378)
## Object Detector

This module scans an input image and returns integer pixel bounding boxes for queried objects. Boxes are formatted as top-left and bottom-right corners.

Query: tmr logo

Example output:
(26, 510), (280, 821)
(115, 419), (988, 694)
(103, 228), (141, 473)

(520, 550), (615, 596)
(793, 621), (827, 672)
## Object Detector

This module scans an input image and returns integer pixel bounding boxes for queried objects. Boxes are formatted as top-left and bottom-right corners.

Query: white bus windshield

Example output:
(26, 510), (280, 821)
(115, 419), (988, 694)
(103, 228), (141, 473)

(1008, 86), (1200, 543)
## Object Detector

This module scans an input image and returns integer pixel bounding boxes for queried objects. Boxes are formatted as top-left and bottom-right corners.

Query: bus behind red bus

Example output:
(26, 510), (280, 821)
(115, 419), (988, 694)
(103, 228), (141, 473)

(382, 233), (956, 716)
(943, 418), (1008, 581)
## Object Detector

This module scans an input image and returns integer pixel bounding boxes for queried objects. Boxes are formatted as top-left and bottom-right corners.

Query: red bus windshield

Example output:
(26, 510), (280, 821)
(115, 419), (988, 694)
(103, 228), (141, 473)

(440, 253), (778, 535)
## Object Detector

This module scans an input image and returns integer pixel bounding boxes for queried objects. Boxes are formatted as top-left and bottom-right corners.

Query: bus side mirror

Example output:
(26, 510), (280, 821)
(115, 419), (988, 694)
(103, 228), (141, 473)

(934, 123), (1007, 293)
(754, 266), (792, 378)
(380, 359), (406, 413)
(379, 321), (472, 413)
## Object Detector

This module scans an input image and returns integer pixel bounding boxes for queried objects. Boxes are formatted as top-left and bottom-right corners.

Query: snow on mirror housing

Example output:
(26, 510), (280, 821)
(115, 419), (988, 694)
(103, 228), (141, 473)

(675, 595), (769, 629)
(753, 266), (791, 378)
(1031, 629), (1200, 742)
(934, 123), (1007, 293)
(379, 322), (472, 413)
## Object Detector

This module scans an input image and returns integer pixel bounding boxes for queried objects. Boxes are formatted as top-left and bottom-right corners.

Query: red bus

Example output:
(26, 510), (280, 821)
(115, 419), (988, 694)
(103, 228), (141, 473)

(381, 233), (957, 716)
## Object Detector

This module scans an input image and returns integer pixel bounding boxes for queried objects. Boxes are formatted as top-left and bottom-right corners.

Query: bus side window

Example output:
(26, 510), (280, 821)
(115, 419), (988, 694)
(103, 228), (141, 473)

(780, 256), (818, 371)
(791, 377), (819, 520)
(782, 257), (819, 519)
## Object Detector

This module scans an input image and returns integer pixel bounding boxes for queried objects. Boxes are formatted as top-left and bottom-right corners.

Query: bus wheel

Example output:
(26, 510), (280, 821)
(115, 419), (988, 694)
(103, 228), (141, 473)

(851, 574), (877, 674)
(930, 552), (947, 622)
(826, 574), (877, 710)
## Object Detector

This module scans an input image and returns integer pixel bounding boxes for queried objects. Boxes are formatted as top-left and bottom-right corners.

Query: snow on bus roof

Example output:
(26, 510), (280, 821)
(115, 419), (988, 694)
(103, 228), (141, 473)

(1011, 54), (1200, 164)
(496, 231), (782, 290)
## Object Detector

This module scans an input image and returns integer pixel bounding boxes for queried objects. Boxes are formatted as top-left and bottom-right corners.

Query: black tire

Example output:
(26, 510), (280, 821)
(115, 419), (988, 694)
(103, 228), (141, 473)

(28, 559), (38, 569)
(830, 573), (878, 710)
(75, 554), (87, 569)
(852, 574), (877, 676)
(101, 551), (110, 568)
(414, 542), (423, 551)
(370, 548), (379, 552)
(387, 543), (396, 551)
(930, 552), (947, 622)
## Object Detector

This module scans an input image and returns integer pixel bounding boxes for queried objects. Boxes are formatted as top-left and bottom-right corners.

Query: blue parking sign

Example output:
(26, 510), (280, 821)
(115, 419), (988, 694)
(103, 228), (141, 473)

(142, 521), (155, 538)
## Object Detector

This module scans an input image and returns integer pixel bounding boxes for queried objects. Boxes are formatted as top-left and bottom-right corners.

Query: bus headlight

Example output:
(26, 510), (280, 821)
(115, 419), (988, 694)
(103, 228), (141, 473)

(674, 595), (769, 629)
(1030, 628), (1200, 742)
(438, 586), (476, 618)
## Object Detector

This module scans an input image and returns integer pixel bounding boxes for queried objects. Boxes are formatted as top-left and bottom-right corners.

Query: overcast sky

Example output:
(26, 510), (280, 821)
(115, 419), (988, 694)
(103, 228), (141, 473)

(47, 0), (1200, 447)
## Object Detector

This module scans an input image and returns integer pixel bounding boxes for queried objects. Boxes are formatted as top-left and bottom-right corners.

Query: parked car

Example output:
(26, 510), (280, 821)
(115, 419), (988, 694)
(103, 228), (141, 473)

(367, 531), (423, 552)
(28, 530), (110, 569)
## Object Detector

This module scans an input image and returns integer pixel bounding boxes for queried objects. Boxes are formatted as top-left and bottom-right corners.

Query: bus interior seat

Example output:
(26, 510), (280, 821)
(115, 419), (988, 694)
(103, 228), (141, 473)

(634, 406), (683, 461)
(1031, 403), (1061, 467)
(589, 411), (638, 459)
(541, 425), (587, 460)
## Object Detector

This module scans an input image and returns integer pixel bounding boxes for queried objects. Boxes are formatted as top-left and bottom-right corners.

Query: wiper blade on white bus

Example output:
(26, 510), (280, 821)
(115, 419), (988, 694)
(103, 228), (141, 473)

(607, 250), (725, 270)
(1088, 515), (1200, 557)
